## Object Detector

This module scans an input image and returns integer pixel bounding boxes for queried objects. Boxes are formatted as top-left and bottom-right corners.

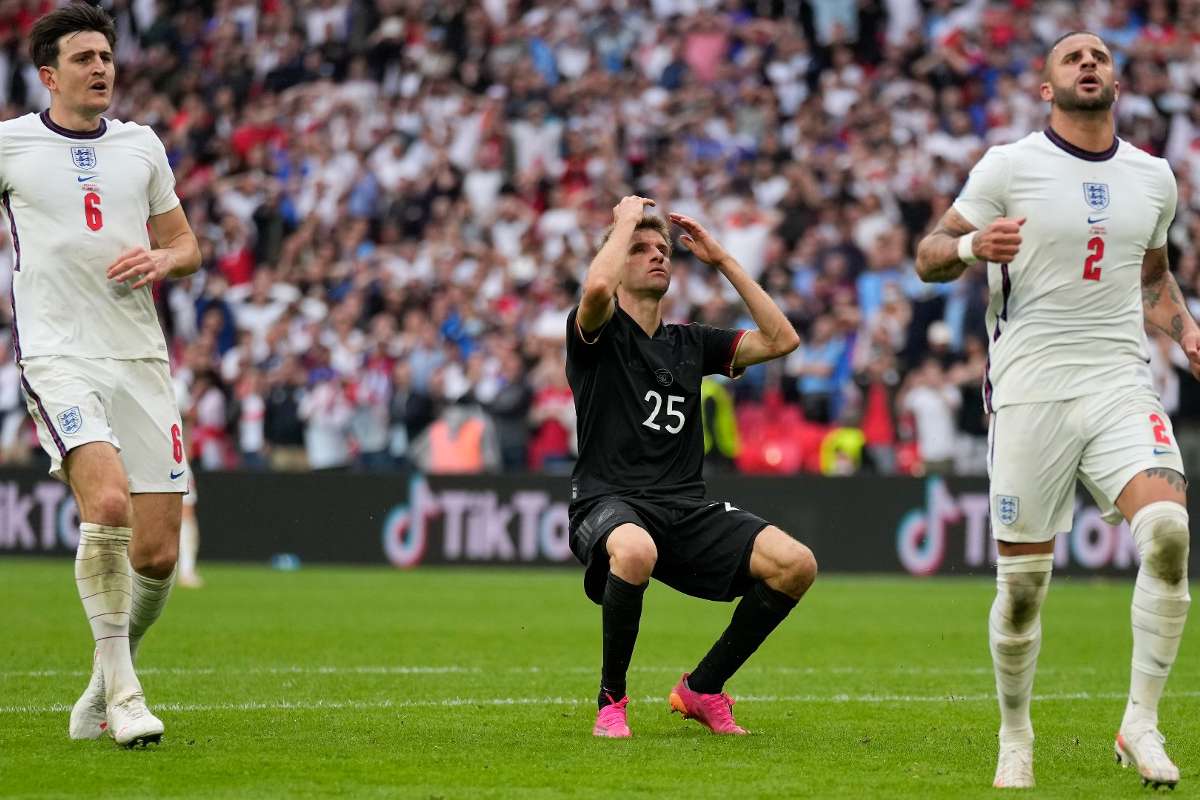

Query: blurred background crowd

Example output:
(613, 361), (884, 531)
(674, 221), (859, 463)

(2, 0), (1200, 477)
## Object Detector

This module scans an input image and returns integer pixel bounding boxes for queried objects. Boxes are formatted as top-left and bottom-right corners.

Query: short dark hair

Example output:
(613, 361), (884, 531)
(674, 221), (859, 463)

(599, 215), (673, 259)
(1043, 30), (1107, 78)
(29, 3), (117, 69)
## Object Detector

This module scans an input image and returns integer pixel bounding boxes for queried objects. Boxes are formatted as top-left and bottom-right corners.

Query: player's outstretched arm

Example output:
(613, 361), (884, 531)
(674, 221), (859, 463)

(1142, 246), (1200, 378)
(915, 208), (1025, 283)
(578, 196), (655, 334)
(668, 212), (800, 367)
(107, 206), (201, 290)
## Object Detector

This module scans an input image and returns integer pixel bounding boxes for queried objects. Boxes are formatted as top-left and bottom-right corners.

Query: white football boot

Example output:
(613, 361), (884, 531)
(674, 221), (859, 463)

(1116, 725), (1180, 789)
(107, 692), (164, 748)
(68, 649), (108, 740)
(993, 741), (1035, 788)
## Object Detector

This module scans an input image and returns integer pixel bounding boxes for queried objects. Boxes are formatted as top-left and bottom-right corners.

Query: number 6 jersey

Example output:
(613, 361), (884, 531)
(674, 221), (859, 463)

(952, 128), (1177, 412)
(0, 111), (180, 363)
(565, 303), (745, 504)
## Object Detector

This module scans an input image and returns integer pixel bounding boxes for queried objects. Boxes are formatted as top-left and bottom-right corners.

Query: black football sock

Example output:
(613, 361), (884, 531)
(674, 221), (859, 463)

(688, 581), (798, 694)
(598, 572), (648, 708)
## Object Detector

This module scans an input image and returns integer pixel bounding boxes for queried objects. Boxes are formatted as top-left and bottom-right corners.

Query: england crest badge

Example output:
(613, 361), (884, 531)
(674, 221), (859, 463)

(57, 406), (83, 435)
(1082, 182), (1109, 211)
(70, 146), (98, 170)
(996, 495), (1020, 526)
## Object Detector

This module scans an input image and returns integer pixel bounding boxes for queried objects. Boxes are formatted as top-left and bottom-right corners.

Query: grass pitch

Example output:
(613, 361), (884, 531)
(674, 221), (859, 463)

(1, 558), (1197, 798)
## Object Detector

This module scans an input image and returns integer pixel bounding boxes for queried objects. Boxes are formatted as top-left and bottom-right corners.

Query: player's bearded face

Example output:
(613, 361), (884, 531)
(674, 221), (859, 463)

(51, 31), (115, 115)
(1045, 37), (1117, 113)
(1051, 73), (1116, 112)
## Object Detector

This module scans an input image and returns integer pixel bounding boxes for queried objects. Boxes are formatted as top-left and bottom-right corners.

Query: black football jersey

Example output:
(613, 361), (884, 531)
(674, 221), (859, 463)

(566, 302), (745, 505)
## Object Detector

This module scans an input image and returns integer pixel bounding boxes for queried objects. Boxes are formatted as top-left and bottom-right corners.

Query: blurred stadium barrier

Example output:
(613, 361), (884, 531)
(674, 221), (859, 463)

(0, 469), (1191, 578)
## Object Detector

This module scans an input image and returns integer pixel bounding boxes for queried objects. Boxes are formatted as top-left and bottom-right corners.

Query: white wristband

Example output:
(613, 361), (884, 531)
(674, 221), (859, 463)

(957, 232), (979, 265)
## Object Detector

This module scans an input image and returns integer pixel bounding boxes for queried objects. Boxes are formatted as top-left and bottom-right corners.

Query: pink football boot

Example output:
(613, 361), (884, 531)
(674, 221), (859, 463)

(593, 695), (631, 738)
(668, 673), (747, 735)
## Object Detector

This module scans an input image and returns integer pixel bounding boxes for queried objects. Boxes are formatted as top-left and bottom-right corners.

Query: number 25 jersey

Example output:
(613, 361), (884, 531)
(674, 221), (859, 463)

(952, 129), (1177, 412)
(0, 112), (180, 363)
(565, 303), (745, 504)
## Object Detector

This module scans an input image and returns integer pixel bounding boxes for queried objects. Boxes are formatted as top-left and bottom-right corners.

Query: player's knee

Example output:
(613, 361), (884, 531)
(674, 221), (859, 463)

(131, 541), (178, 579)
(993, 554), (1052, 632)
(607, 530), (657, 582)
(1001, 579), (1046, 630)
(782, 540), (817, 596)
(88, 489), (131, 527)
(1133, 502), (1190, 585)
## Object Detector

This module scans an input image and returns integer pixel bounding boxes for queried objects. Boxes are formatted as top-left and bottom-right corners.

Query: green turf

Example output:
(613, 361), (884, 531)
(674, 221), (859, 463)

(0, 559), (1196, 798)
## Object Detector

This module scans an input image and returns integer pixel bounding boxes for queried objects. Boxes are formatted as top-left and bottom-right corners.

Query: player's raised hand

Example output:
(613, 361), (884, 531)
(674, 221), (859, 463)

(106, 247), (176, 290)
(669, 212), (730, 266)
(973, 217), (1026, 264)
(1181, 330), (1200, 380)
(613, 196), (655, 225)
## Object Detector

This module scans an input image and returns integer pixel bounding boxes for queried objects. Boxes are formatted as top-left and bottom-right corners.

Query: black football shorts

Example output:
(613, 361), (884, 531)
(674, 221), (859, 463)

(569, 494), (773, 605)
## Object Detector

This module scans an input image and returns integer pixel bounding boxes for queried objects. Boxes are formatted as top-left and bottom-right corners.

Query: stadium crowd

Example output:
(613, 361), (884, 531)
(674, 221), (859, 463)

(1, 0), (1200, 476)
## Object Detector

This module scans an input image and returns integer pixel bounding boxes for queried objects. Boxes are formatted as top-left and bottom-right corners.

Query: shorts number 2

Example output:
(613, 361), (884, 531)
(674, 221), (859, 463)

(1150, 413), (1171, 445)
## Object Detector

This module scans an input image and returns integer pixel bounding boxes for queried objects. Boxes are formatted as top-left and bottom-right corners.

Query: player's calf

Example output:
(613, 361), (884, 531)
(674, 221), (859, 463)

(1115, 501), (1189, 787)
(1124, 501), (1189, 731)
(989, 552), (1052, 764)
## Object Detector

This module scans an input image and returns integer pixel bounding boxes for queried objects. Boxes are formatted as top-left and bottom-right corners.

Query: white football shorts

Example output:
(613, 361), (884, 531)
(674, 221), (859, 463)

(20, 356), (189, 494)
(987, 386), (1185, 543)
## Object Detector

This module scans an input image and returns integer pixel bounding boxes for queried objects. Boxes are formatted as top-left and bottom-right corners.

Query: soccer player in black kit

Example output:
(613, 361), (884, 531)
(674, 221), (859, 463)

(567, 196), (817, 737)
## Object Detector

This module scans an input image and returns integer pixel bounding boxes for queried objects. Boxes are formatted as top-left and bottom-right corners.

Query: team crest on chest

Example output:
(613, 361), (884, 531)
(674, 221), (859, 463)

(70, 146), (98, 170)
(56, 406), (83, 435)
(1082, 182), (1109, 211)
(654, 368), (674, 387)
(996, 495), (1020, 526)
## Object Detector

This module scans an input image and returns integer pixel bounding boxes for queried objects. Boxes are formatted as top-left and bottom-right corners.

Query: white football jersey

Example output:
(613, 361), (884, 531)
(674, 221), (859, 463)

(0, 111), (180, 362)
(953, 129), (1176, 412)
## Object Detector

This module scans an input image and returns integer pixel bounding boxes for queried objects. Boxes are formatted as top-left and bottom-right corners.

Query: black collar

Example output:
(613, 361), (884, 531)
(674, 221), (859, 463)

(39, 110), (106, 140)
(1044, 126), (1118, 162)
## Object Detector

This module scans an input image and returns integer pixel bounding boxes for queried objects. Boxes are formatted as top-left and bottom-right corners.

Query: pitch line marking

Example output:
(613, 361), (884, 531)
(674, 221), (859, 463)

(5, 690), (1200, 715)
(0, 664), (1094, 679)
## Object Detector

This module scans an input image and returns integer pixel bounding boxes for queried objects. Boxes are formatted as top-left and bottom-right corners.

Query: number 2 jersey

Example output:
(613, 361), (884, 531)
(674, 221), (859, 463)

(565, 303), (746, 504)
(952, 128), (1177, 412)
(0, 111), (180, 363)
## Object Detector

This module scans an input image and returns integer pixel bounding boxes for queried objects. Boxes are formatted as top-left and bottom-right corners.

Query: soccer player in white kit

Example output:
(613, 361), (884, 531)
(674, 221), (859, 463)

(8, 5), (201, 747)
(917, 32), (1197, 790)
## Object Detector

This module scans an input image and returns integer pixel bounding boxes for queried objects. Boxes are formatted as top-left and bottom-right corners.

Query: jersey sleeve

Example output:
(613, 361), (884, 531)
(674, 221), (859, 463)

(146, 131), (181, 217)
(951, 146), (1010, 230)
(1149, 163), (1177, 250)
(698, 324), (748, 379)
(566, 305), (610, 368)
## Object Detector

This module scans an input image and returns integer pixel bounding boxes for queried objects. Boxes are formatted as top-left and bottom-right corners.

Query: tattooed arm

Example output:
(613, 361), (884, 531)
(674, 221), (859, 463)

(1142, 245), (1200, 378)
(915, 207), (1027, 283)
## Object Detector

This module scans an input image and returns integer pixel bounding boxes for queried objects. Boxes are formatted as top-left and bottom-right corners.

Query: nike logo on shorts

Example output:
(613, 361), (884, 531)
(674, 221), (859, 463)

(77, 175), (98, 183)
(1087, 215), (1109, 224)
(1153, 448), (1173, 456)
(169, 469), (185, 480)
